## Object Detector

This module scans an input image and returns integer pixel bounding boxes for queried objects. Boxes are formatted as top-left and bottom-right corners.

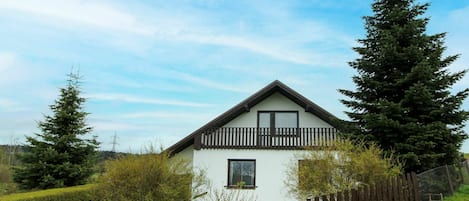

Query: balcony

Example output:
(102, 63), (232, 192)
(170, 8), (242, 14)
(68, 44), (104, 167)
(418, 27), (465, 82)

(194, 127), (339, 149)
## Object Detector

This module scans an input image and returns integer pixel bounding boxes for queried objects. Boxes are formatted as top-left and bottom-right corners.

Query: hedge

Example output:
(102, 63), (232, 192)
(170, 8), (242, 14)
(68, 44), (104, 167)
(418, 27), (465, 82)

(0, 184), (97, 201)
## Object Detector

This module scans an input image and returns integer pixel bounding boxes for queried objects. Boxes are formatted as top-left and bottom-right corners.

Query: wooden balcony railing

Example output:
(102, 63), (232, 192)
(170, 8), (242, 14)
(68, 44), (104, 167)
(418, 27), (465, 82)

(194, 127), (339, 149)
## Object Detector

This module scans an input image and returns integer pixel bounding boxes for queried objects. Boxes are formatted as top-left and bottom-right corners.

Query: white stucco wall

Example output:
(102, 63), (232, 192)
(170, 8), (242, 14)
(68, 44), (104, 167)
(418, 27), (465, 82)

(193, 148), (305, 201)
(170, 145), (194, 168)
(223, 92), (332, 128)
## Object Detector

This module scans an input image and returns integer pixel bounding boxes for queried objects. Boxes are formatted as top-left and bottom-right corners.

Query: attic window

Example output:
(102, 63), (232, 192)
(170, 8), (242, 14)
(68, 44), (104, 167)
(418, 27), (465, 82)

(258, 111), (298, 135)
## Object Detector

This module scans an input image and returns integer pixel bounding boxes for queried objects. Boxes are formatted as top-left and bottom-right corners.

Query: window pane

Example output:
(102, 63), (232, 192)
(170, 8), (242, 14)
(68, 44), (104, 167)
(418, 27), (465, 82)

(229, 160), (255, 187)
(275, 112), (297, 128)
(229, 162), (241, 186)
(258, 112), (270, 128)
(240, 161), (254, 186)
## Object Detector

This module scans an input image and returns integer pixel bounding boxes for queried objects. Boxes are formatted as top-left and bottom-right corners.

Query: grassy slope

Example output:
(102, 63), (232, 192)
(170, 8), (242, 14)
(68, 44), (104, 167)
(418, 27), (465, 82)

(0, 184), (96, 201)
(444, 185), (469, 201)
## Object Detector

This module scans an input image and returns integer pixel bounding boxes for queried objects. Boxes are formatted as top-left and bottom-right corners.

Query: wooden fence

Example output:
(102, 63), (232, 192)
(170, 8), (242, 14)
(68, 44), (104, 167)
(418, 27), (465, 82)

(307, 172), (420, 201)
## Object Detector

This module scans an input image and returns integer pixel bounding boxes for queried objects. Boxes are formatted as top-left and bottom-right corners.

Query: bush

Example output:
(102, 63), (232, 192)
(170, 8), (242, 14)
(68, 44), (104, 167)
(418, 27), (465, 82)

(0, 184), (96, 201)
(286, 139), (402, 200)
(0, 164), (11, 183)
(95, 149), (204, 201)
(0, 164), (18, 195)
(199, 187), (257, 201)
(0, 182), (18, 196)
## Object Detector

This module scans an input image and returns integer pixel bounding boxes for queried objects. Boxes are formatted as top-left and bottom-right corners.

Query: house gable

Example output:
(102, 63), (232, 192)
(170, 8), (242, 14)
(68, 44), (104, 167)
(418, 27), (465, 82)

(167, 80), (339, 154)
(223, 92), (332, 128)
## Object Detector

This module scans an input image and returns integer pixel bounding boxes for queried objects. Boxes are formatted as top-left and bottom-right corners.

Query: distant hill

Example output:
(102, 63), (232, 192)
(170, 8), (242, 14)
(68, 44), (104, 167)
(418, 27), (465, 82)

(0, 144), (128, 163)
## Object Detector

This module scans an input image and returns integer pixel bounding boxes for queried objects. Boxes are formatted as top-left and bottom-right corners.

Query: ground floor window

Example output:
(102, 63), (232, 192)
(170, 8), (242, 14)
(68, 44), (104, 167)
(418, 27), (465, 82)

(228, 159), (256, 188)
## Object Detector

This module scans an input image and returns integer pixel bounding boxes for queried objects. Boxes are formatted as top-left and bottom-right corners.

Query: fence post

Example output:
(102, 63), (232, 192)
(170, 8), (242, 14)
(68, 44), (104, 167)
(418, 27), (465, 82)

(465, 160), (469, 174)
(322, 194), (328, 201)
(458, 164), (464, 186)
(344, 190), (350, 201)
(337, 191), (343, 201)
(401, 175), (409, 201)
(445, 165), (455, 195)
(411, 172), (420, 201)
(351, 189), (358, 201)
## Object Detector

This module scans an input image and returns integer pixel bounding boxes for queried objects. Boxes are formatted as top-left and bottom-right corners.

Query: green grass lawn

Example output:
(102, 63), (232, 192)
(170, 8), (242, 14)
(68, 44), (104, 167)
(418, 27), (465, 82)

(444, 185), (469, 201)
(0, 184), (96, 201)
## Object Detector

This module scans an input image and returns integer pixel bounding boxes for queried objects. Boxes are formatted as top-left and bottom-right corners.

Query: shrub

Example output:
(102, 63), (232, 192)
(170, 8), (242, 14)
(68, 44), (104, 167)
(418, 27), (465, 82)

(286, 139), (402, 200)
(0, 164), (18, 196)
(0, 164), (11, 183)
(199, 187), (257, 201)
(96, 149), (203, 201)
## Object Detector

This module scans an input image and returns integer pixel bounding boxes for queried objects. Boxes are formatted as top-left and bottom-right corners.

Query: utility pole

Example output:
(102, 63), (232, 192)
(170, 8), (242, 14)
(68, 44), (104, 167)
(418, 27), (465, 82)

(8, 136), (19, 166)
(111, 132), (118, 154)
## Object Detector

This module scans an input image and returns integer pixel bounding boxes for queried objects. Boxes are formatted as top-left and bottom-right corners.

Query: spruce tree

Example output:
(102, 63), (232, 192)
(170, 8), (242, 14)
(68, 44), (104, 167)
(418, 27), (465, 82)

(14, 72), (99, 189)
(340, 0), (469, 173)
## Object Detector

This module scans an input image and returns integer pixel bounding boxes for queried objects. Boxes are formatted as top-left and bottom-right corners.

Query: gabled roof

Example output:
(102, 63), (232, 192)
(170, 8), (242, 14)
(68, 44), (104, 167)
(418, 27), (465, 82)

(166, 80), (340, 154)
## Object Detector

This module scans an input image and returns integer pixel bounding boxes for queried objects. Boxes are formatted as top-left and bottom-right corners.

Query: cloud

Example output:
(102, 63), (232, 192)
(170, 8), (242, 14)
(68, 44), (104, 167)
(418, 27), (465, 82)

(0, 0), (158, 36)
(91, 121), (139, 132)
(449, 6), (469, 28)
(107, 67), (258, 93)
(0, 98), (29, 112)
(0, 52), (17, 72)
(0, 1), (353, 66)
(170, 71), (252, 93)
(120, 111), (215, 121)
(87, 93), (212, 107)
(0, 52), (22, 83)
(180, 34), (316, 65)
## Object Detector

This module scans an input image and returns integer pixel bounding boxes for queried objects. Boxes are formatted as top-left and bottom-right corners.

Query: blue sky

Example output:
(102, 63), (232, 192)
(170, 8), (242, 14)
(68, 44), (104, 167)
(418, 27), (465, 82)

(0, 0), (468, 152)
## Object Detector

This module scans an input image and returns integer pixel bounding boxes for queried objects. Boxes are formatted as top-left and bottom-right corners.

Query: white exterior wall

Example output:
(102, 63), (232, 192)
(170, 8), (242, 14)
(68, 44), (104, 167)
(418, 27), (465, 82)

(193, 148), (305, 201)
(223, 92), (332, 128)
(172, 145), (194, 167)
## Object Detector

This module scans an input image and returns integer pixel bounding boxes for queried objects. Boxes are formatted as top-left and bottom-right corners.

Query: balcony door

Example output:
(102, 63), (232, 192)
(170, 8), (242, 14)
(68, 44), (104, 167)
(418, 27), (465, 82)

(257, 111), (298, 146)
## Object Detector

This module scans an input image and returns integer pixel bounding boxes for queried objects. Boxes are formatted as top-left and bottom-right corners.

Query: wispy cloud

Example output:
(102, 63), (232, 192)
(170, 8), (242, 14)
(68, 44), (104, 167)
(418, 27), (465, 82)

(0, 52), (17, 71)
(91, 121), (139, 132)
(449, 6), (469, 28)
(0, 0), (353, 66)
(0, 98), (29, 112)
(170, 70), (252, 93)
(108, 67), (258, 93)
(180, 34), (316, 65)
(0, 0), (158, 36)
(0, 52), (22, 85)
(120, 111), (215, 121)
(87, 93), (212, 107)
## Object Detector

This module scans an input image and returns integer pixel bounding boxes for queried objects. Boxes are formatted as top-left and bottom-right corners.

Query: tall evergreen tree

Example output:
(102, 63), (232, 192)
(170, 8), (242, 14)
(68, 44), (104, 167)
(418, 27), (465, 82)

(339, 0), (469, 173)
(14, 72), (99, 189)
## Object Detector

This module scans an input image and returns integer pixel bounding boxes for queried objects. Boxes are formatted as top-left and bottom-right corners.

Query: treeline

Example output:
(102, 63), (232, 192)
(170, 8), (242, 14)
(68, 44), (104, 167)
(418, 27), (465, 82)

(0, 145), (128, 165)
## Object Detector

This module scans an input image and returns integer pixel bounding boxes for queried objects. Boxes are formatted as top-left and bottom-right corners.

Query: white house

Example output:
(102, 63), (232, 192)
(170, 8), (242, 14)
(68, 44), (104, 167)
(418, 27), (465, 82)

(167, 80), (340, 201)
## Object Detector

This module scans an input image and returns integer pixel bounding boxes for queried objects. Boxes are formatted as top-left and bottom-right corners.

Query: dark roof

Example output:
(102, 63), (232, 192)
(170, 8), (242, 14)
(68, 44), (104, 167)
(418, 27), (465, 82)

(166, 80), (340, 154)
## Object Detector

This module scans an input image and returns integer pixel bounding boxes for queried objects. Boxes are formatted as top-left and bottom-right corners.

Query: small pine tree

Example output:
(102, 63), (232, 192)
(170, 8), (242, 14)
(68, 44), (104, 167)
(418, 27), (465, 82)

(14, 72), (99, 189)
(340, 0), (469, 173)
